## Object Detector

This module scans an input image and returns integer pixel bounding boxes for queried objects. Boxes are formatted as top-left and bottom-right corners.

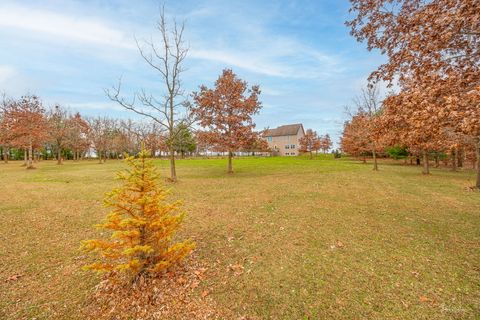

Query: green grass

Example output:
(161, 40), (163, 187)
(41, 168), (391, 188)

(0, 156), (479, 319)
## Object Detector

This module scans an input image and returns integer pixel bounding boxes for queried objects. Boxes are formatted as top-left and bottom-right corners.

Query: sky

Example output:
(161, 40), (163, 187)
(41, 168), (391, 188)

(0, 0), (386, 146)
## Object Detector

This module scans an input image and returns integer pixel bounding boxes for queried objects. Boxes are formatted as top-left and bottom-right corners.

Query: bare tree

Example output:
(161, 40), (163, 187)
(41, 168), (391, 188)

(353, 84), (383, 171)
(106, 7), (192, 182)
(87, 117), (112, 164)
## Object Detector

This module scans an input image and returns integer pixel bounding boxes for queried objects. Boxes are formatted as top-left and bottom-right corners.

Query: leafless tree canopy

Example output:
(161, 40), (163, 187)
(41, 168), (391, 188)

(105, 6), (192, 181)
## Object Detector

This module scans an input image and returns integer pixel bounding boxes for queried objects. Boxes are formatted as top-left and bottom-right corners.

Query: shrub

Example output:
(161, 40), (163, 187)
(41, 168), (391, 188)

(81, 148), (195, 279)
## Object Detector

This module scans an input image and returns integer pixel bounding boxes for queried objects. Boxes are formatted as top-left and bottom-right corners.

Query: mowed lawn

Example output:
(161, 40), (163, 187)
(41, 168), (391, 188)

(0, 156), (479, 319)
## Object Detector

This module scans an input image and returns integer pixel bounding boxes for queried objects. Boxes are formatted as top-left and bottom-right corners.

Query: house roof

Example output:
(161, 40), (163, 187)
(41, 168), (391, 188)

(264, 123), (304, 137)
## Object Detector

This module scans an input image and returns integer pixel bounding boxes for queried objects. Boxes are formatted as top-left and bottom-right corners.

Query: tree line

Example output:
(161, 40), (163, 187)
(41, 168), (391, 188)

(341, 0), (479, 189)
(0, 94), (273, 167)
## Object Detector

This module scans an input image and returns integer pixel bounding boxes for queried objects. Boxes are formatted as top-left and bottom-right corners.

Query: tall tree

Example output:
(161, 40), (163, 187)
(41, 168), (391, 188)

(66, 112), (90, 161)
(0, 94), (12, 163)
(106, 7), (191, 182)
(48, 105), (70, 164)
(381, 82), (450, 174)
(192, 69), (262, 173)
(340, 113), (371, 163)
(319, 134), (333, 154)
(87, 117), (111, 164)
(0, 95), (48, 168)
(299, 129), (321, 159)
(353, 84), (383, 170)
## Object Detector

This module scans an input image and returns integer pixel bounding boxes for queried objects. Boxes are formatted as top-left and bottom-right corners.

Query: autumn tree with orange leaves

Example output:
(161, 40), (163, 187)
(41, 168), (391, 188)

(192, 69), (262, 173)
(66, 112), (90, 161)
(0, 95), (49, 168)
(347, 0), (480, 186)
(319, 134), (333, 154)
(81, 147), (194, 280)
(299, 129), (321, 159)
(340, 113), (371, 163)
(245, 135), (271, 156)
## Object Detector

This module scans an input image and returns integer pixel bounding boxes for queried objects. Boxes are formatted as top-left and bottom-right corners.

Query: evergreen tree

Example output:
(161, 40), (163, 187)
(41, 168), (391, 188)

(81, 147), (195, 279)
(170, 124), (196, 158)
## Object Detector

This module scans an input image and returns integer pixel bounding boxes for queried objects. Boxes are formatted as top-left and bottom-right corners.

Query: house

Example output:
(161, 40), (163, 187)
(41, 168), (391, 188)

(264, 123), (305, 156)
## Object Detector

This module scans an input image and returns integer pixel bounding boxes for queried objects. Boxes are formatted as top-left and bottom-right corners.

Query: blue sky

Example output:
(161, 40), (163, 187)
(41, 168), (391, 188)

(0, 0), (385, 145)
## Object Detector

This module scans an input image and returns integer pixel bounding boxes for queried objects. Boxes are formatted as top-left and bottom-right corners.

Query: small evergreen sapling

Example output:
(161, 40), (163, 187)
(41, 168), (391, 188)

(81, 148), (195, 278)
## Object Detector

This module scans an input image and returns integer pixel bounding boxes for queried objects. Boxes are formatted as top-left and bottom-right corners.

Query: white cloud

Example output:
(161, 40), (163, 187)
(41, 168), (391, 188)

(0, 65), (16, 83)
(186, 10), (342, 80)
(0, 4), (135, 49)
(190, 49), (288, 77)
(0, 65), (42, 96)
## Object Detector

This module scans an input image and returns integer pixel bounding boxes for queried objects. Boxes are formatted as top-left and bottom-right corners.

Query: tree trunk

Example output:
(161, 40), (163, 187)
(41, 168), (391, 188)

(27, 142), (34, 169)
(458, 147), (463, 168)
(434, 154), (439, 168)
(422, 150), (429, 175)
(23, 148), (27, 166)
(452, 148), (457, 171)
(372, 148), (378, 171)
(310, 151), (313, 159)
(227, 151), (233, 173)
(3, 148), (8, 164)
(169, 147), (177, 182)
(475, 140), (480, 189)
(57, 148), (62, 165)
(362, 155), (366, 163)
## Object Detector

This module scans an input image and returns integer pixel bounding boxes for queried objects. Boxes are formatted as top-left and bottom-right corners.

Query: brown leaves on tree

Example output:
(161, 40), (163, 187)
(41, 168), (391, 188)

(299, 129), (321, 158)
(347, 0), (480, 184)
(192, 69), (262, 173)
(0, 95), (49, 168)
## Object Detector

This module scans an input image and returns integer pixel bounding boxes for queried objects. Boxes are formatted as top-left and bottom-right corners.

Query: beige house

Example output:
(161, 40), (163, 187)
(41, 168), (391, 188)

(264, 124), (305, 156)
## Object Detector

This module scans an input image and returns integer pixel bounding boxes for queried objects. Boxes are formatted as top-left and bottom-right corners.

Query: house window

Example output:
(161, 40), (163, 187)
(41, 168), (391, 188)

(291, 144), (295, 149)
(267, 136), (272, 141)
(291, 152), (295, 155)
(285, 145), (289, 149)
(285, 152), (289, 155)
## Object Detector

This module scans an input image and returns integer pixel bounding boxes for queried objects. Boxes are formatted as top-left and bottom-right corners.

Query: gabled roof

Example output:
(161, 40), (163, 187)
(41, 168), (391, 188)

(264, 123), (304, 137)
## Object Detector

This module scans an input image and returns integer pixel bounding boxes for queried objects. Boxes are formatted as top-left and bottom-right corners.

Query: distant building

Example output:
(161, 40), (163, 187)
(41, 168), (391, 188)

(264, 123), (305, 156)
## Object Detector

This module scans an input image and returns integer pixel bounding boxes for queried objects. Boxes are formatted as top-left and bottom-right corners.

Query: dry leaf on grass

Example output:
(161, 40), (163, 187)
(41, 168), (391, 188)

(5, 274), (23, 282)
(83, 255), (232, 320)
(228, 263), (244, 276)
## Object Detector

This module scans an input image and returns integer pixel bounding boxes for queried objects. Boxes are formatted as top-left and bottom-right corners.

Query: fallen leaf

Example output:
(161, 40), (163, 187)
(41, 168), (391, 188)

(5, 274), (23, 282)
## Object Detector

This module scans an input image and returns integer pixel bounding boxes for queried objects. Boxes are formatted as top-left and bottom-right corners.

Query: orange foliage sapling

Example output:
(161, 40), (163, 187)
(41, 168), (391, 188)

(81, 147), (195, 278)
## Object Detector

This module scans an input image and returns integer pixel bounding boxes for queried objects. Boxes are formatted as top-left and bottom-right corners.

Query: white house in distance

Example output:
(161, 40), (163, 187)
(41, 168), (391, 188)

(264, 123), (305, 156)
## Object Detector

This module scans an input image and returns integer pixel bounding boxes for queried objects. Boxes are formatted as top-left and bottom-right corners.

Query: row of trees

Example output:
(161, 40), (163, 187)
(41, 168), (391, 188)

(342, 0), (480, 188)
(0, 96), (273, 167)
(0, 96), (90, 168)
(1, 9), (332, 182)
(299, 130), (333, 158)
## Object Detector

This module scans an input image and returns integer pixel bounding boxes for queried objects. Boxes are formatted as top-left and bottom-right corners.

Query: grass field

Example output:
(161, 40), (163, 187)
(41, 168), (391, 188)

(0, 155), (479, 319)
